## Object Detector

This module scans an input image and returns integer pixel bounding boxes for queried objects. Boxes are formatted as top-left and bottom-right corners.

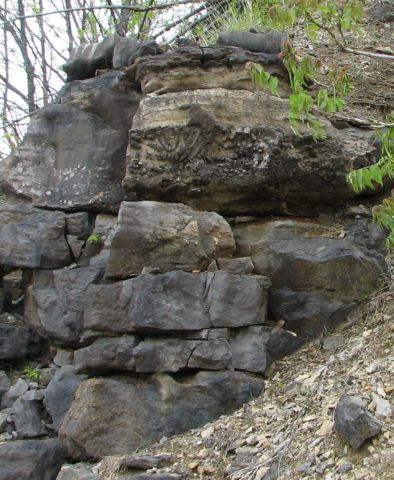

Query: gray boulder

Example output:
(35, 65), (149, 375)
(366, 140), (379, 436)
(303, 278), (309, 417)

(56, 465), (99, 480)
(217, 257), (254, 275)
(217, 31), (286, 53)
(63, 35), (117, 81)
(105, 201), (235, 279)
(234, 219), (387, 338)
(83, 271), (270, 334)
(60, 371), (263, 458)
(0, 105), (125, 211)
(230, 326), (271, 373)
(134, 339), (196, 373)
(188, 338), (232, 370)
(74, 336), (139, 373)
(124, 89), (379, 215)
(0, 203), (71, 269)
(9, 390), (47, 438)
(0, 438), (67, 480)
(1, 378), (28, 409)
(334, 395), (382, 449)
(44, 366), (88, 431)
(113, 37), (159, 69)
(25, 266), (104, 346)
(0, 314), (29, 360)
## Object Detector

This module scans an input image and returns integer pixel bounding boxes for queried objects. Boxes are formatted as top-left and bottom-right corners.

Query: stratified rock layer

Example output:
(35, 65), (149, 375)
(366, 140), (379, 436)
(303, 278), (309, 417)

(124, 89), (378, 215)
(234, 218), (387, 338)
(105, 201), (235, 279)
(60, 372), (263, 458)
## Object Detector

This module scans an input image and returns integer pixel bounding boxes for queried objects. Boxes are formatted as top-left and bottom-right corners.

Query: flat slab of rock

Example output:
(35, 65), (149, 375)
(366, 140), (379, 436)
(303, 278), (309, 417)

(0, 438), (67, 480)
(124, 89), (379, 215)
(0, 315), (29, 360)
(334, 395), (382, 449)
(56, 465), (99, 480)
(128, 45), (289, 95)
(83, 271), (270, 334)
(0, 203), (71, 269)
(234, 218), (387, 338)
(105, 201), (235, 279)
(60, 371), (263, 458)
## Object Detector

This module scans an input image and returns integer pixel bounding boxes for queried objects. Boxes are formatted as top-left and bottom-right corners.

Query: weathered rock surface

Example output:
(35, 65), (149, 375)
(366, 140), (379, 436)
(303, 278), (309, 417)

(124, 89), (379, 215)
(0, 370), (11, 401)
(1, 378), (29, 409)
(0, 313), (29, 360)
(113, 37), (159, 69)
(229, 326), (271, 373)
(83, 271), (270, 334)
(65, 213), (90, 239)
(44, 366), (88, 431)
(1, 72), (140, 211)
(105, 201), (235, 279)
(0, 203), (71, 269)
(25, 266), (104, 345)
(334, 395), (382, 449)
(217, 257), (255, 275)
(0, 438), (67, 480)
(9, 390), (47, 438)
(127, 45), (289, 95)
(74, 337), (139, 373)
(63, 35), (117, 81)
(234, 218), (387, 338)
(56, 465), (99, 480)
(60, 371), (263, 458)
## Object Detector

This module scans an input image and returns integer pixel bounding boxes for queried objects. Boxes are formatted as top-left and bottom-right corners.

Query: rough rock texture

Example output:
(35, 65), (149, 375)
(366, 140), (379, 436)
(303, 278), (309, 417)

(56, 465), (99, 480)
(0, 370), (11, 401)
(127, 45), (289, 95)
(25, 266), (104, 345)
(1, 378), (29, 409)
(63, 35), (117, 81)
(217, 31), (287, 54)
(9, 390), (47, 438)
(105, 201), (235, 279)
(229, 326), (271, 373)
(334, 395), (382, 449)
(60, 371), (263, 458)
(113, 37), (159, 69)
(83, 271), (270, 334)
(123, 89), (379, 215)
(234, 218), (387, 338)
(0, 203), (71, 268)
(0, 439), (67, 480)
(44, 366), (88, 431)
(74, 337), (139, 373)
(0, 72), (140, 211)
(0, 314), (29, 360)
(65, 213), (90, 238)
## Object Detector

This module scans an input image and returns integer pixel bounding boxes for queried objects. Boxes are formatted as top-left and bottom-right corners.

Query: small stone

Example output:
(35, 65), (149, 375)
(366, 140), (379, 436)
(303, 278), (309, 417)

(334, 395), (382, 449)
(188, 461), (199, 470)
(197, 448), (209, 459)
(256, 466), (270, 479)
(201, 426), (214, 439)
(371, 393), (392, 418)
(317, 420), (333, 436)
(338, 461), (353, 473)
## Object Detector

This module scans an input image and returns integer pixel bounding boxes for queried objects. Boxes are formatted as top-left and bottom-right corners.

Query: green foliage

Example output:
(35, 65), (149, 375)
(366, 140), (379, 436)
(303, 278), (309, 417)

(23, 366), (42, 382)
(347, 119), (394, 248)
(87, 233), (102, 245)
(250, 64), (279, 96)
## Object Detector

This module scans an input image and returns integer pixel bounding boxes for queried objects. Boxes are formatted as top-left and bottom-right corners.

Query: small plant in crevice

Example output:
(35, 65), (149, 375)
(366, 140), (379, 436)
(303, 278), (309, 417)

(87, 232), (102, 245)
(23, 366), (42, 383)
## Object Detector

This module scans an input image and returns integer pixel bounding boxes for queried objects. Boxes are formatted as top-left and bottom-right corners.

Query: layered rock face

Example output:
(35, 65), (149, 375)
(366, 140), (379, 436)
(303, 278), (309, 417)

(0, 38), (388, 474)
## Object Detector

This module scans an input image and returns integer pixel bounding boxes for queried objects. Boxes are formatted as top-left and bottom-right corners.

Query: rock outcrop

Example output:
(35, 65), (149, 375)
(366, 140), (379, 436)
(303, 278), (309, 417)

(0, 35), (389, 473)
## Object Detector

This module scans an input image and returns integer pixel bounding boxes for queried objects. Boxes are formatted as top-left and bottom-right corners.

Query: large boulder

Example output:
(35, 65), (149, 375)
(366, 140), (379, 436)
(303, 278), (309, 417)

(127, 44), (289, 95)
(234, 218), (387, 338)
(0, 439), (67, 480)
(60, 371), (263, 458)
(1, 72), (141, 212)
(105, 201), (235, 279)
(83, 271), (270, 334)
(0, 203), (71, 269)
(25, 266), (104, 346)
(123, 89), (379, 215)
